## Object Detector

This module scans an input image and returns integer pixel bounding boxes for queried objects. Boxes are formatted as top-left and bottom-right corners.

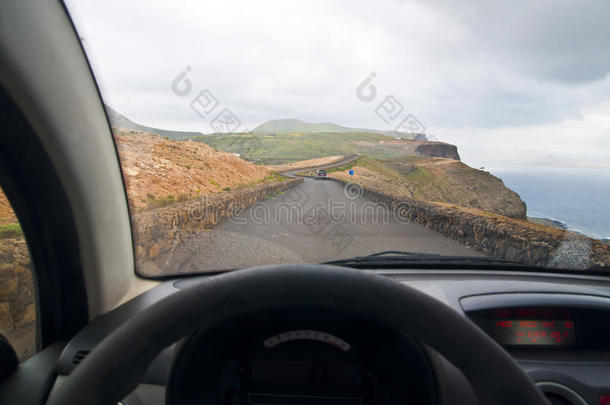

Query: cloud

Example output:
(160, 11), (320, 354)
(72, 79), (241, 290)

(447, 0), (610, 85)
(436, 102), (610, 169)
(65, 0), (610, 167)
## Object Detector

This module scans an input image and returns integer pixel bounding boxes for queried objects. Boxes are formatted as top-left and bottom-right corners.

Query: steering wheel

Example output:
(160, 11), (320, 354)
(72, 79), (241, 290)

(47, 265), (547, 405)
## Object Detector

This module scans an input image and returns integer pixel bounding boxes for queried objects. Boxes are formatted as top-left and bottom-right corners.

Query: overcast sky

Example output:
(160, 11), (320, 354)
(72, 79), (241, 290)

(65, 0), (610, 169)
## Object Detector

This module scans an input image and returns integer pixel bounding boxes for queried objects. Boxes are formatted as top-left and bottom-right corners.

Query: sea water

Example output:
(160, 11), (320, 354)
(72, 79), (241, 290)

(490, 167), (610, 240)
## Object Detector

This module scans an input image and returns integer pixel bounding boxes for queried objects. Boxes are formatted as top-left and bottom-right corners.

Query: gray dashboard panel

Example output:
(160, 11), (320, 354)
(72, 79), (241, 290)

(56, 281), (180, 383)
(56, 269), (610, 403)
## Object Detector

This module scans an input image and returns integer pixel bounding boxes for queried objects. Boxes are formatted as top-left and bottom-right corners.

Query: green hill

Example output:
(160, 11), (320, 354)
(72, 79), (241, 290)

(192, 131), (394, 165)
(252, 119), (349, 133)
(252, 118), (427, 140)
(192, 128), (459, 165)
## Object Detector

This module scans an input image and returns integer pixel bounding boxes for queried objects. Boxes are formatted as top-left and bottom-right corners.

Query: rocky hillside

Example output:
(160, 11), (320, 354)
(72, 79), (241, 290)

(329, 156), (527, 219)
(0, 190), (17, 226)
(396, 157), (526, 219)
(0, 131), (275, 213)
(0, 237), (35, 361)
(0, 189), (35, 361)
(113, 129), (273, 209)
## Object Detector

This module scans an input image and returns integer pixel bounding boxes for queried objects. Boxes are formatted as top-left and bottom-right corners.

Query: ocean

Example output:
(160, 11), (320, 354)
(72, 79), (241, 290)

(490, 167), (610, 240)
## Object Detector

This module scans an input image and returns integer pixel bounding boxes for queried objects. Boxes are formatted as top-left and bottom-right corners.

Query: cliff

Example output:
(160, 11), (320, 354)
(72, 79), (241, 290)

(415, 142), (460, 160)
(393, 157), (527, 219)
(329, 156), (527, 219)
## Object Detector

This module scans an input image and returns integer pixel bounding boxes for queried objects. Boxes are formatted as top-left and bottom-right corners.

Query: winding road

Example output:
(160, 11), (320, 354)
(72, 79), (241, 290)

(167, 157), (481, 273)
(278, 155), (362, 177)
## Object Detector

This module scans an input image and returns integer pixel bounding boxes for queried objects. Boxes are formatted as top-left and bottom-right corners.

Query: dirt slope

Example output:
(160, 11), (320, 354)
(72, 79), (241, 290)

(113, 129), (271, 209)
(0, 190), (17, 226)
(0, 130), (274, 216)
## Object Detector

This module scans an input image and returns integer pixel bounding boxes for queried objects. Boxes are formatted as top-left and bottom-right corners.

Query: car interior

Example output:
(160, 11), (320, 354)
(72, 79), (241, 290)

(1, 1), (610, 405)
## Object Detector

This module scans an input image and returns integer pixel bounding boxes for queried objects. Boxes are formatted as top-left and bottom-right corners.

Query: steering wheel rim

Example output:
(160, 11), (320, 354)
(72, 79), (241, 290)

(47, 264), (546, 405)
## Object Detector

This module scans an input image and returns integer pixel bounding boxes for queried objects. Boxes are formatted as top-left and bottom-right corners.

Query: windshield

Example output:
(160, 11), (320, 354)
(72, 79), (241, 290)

(65, 0), (610, 276)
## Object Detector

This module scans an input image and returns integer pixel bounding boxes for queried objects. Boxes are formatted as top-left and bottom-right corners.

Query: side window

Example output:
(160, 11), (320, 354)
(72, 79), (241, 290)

(0, 188), (37, 361)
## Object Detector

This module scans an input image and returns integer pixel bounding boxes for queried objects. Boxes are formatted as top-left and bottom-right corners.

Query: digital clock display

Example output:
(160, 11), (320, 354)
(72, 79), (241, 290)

(490, 319), (575, 346)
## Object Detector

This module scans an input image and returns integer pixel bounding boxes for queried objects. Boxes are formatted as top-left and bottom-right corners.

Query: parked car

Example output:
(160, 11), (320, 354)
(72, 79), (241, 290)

(315, 169), (327, 180)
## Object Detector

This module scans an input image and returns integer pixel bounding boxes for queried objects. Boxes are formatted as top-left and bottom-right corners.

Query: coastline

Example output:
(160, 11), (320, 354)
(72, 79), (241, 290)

(490, 167), (610, 241)
(527, 216), (568, 230)
(527, 216), (610, 244)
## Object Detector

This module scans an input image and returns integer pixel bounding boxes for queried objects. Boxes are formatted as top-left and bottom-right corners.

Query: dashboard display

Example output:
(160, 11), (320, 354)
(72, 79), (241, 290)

(251, 359), (361, 387)
(490, 319), (575, 346)
(263, 330), (351, 351)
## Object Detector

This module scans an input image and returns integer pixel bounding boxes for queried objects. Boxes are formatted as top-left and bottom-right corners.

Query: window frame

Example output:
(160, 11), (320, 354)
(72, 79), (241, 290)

(0, 87), (88, 350)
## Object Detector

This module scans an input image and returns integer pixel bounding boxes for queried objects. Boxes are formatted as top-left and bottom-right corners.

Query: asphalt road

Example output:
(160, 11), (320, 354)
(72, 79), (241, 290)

(168, 176), (482, 274)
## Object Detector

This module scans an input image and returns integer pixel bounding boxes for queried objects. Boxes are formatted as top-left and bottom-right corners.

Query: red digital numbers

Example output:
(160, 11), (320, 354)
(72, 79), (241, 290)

(494, 319), (574, 346)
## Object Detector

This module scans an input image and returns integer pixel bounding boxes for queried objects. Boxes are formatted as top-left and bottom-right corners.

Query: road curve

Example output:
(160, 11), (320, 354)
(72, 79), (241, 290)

(168, 176), (482, 274)
(279, 155), (361, 177)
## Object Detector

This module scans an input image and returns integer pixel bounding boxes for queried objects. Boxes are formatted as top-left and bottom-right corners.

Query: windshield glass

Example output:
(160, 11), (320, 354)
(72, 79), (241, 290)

(65, 0), (610, 276)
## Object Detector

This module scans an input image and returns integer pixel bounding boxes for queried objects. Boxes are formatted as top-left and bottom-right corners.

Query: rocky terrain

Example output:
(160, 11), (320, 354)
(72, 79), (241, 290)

(113, 129), (273, 210)
(0, 190), (17, 226)
(0, 237), (35, 361)
(0, 190), (35, 361)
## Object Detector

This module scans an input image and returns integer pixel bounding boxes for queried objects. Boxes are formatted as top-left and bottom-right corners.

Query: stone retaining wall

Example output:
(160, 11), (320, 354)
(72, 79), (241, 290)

(0, 237), (36, 361)
(331, 178), (610, 269)
(133, 178), (303, 275)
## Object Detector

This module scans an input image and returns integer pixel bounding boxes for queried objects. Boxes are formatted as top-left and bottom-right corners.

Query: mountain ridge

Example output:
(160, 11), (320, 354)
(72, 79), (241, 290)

(105, 105), (203, 140)
(105, 106), (427, 141)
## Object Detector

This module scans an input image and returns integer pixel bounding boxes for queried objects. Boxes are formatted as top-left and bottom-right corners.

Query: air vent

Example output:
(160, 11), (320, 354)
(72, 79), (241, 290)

(72, 350), (91, 365)
(545, 392), (572, 405)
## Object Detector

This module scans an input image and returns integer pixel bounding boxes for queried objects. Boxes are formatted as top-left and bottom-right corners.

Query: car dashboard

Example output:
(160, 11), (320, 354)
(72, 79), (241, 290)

(167, 318), (435, 405)
(52, 269), (610, 404)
